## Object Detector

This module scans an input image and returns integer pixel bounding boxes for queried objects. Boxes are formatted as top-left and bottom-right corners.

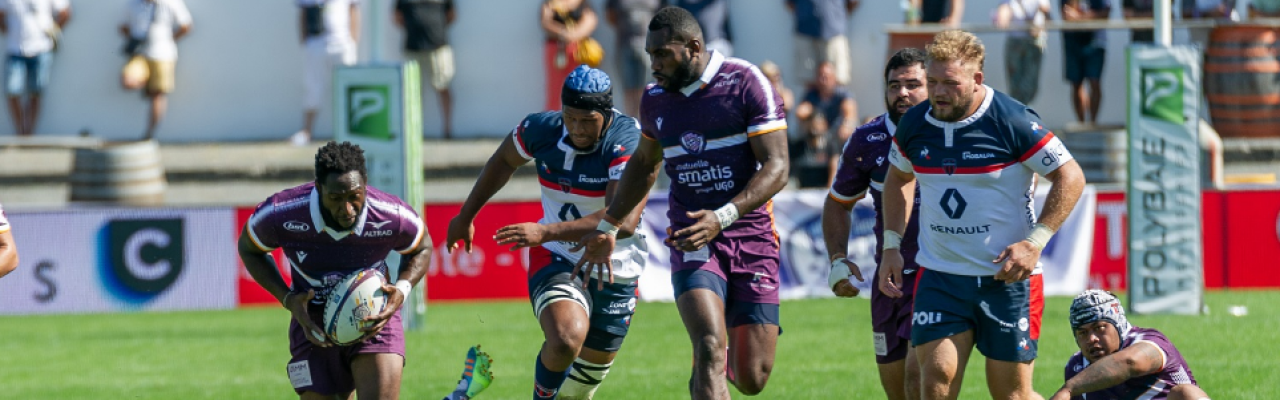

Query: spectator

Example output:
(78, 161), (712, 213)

(0, 0), (68, 137)
(666, 0), (733, 56)
(994, 0), (1049, 104)
(1251, 0), (1280, 17)
(605, 0), (659, 118)
(119, 0), (191, 141)
(795, 61), (857, 187)
(394, 0), (455, 139)
(292, 0), (360, 146)
(540, 0), (598, 111)
(1062, 0), (1111, 125)
(1181, 0), (1233, 18)
(1123, 0), (1155, 43)
(759, 60), (794, 118)
(912, 0), (964, 26)
(787, 0), (857, 88)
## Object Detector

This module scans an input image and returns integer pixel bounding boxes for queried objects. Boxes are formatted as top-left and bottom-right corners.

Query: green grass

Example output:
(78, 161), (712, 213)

(0, 291), (1274, 399)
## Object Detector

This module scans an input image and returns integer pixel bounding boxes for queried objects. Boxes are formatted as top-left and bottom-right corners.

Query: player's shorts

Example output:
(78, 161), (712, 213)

(406, 45), (454, 92)
(670, 234), (781, 328)
(286, 304), (405, 396)
(6, 52), (52, 96)
(910, 269), (1043, 362)
(528, 248), (638, 353)
(871, 266), (918, 364)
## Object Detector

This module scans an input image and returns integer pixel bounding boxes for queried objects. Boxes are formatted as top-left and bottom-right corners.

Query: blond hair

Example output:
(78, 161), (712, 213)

(925, 30), (986, 72)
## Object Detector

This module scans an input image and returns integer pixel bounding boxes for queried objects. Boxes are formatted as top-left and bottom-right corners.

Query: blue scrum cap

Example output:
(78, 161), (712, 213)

(562, 65), (613, 114)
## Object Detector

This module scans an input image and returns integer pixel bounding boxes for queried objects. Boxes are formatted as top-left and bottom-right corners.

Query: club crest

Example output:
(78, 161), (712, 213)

(681, 131), (705, 154)
(943, 158), (957, 175)
(558, 177), (573, 193)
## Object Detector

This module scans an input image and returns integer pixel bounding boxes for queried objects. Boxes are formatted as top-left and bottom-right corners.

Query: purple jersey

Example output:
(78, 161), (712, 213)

(828, 114), (923, 275)
(639, 50), (787, 237)
(246, 183), (425, 302)
(1064, 327), (1198, 400)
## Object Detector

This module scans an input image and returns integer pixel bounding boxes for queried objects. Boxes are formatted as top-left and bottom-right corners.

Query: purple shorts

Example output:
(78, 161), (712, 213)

(670, 233), (781, 305)
(286, 303), (405, 395)
(870, 266), (918, 364)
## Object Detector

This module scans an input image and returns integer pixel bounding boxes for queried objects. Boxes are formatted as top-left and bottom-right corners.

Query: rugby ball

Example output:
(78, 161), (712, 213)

(322, 268), (389, 346)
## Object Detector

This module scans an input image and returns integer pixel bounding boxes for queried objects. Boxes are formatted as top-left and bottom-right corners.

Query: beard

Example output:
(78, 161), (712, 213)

(886, 98), (911, 124)
(658, 57), (697, 91)
(929, 93), (974, 122)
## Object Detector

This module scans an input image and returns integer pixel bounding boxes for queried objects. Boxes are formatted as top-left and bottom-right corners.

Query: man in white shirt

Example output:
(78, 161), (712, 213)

(0, 0), (69, 137)
(293, 0), (361, 146)
(119, 0), (191, 140)
(994, 0), (1050, 104)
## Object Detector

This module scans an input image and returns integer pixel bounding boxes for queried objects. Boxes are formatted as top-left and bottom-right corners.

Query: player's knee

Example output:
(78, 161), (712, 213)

(732, 363), (772, 395)
(1168, 383), (1210, 400)
(691, 334), (726, 365)
(545, 326), (586, 359)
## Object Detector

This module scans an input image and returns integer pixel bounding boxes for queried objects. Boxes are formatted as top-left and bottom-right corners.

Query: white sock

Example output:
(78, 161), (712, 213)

(558, 358), (612, 400)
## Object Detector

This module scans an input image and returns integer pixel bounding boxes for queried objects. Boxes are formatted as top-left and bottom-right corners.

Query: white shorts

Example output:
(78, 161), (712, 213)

(407, 45), (454, 92)
(304, 40), (357, 110)
(794, 34), (852, 86)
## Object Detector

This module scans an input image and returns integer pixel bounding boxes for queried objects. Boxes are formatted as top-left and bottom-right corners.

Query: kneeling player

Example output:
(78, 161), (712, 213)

(239, 142), (490, 399)
(445, 65), (651, 400)
(823, 48), (929, 400)
(1052, 290), (1210, 400)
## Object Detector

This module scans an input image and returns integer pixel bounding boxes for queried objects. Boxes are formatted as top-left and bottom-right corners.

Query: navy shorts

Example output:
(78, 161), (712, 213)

(910, 269), (1043, 362)
(528, 249), (637, 353)
(1063, 40), (1105, 84)
(672, 269), (781, 329)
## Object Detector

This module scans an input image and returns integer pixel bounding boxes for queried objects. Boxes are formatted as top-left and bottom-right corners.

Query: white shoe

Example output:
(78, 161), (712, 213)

(290, 130), (310, 146)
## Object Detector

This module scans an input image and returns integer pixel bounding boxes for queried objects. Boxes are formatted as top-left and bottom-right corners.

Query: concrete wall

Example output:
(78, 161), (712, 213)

(13, 0), (1170, 142)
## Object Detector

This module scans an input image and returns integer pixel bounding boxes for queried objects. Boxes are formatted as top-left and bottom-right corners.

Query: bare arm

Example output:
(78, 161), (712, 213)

(540, 3), (569, 41)
(174, 23), (191, 41)
(1036, 160), (1085, 231)
(565, 5), (598, 42)
(0, 12), (8, 35)
(821, 195), (859, 261)
(237, 225), (290, 304)
(455, 136), (530, 223)
(299, 9), (307, 44)
(396, 234), (431, 287)
(947, 0), (965, 23)
(603, 136), (663, 223)
(882, 167), (916, 236)
(838, 97), (858, 141)
(55, 8), (69, 28)
(794, 100), (815, 122)
(393, 8), (403, 27)
(349, 3), (360, 44)
(730, 131), (789, 216)
(1058, 342), (1165, 395)
(604, 4), (618, 27)
(0, 230), (18, 279)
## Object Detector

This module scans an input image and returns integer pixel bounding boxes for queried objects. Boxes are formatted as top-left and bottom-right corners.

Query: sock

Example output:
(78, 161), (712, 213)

(533, 350), (569, 400)
(559, 358), (612, 400)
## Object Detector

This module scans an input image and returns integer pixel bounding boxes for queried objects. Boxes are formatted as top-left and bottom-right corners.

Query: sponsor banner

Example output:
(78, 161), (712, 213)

(423, 202), (542, 301)
(1126, 45), (1203, 314)
(0, 208), (237, 315)
(1221, 190), (1280, 288)
(635, 189), (1096, 301)
(234, 207), (292, 306)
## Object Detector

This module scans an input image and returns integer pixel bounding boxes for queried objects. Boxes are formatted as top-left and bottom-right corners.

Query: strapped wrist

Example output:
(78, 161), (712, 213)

(394, 279), (412, 299)
(596, 219), (620, 237)
(713, 203), (739, 229)
(882, 230), (903, 251)
(1026, 223), (1055, 250)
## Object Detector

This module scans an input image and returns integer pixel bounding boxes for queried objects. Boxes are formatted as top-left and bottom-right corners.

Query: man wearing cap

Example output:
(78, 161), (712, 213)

(1053, 290), (1211, 400)
(446, 65), (651, 400)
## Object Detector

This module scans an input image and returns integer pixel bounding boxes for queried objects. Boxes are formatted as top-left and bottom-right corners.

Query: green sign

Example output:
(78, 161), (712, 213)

(347, 85), (392, 140)
(1140, 67), (1185, 124)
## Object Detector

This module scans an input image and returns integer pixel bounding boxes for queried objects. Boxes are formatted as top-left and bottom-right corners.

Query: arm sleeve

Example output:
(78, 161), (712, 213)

(828, 135), (872, 204)
(0, 202), (9, 234)
(394, 203), (426, 254)
(172, 1), (192, 26)
(510, 115), (538, 161)
(887, 139), (914, 173)
(246, 199), (282, 251)
(1014, 108), (1074, 176)
(743, 65), (788, 136)
(608, 119), (642, 180)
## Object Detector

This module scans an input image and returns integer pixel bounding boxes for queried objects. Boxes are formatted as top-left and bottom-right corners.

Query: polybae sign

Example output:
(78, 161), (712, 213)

(1126, 45), (1203, 315)
(0, 208), (237, 315)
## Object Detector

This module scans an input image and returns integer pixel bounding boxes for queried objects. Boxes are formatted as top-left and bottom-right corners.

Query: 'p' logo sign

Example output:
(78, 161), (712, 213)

(102, 219), (184, 303)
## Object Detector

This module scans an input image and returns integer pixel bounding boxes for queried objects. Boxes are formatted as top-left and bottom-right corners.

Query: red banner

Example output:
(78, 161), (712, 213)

(1222, 190), (1280, 288)
(424, 202), (544, 301)
(235, 207), (291, 306)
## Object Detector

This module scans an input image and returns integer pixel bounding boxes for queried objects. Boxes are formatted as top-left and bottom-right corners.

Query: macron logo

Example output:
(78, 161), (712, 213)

(656, 117), (664, 131)
(297, 251), (308, 263)
(367, 221), (391, 229)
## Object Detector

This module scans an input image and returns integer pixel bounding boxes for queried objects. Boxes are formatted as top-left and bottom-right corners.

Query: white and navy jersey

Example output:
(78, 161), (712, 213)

(511, 110), (647, 281)
(888, 85), (1073, 276)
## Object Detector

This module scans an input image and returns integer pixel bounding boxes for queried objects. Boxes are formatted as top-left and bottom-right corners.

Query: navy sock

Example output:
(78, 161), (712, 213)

(533, 350), (569, 400)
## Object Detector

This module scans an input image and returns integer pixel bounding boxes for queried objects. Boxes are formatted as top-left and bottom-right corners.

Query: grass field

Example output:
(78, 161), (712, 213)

(0, 291), (1275, 399)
